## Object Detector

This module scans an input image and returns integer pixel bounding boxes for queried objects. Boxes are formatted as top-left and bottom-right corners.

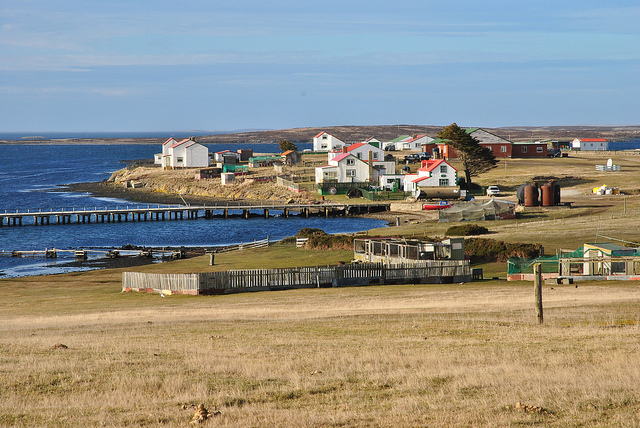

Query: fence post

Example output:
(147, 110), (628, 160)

(533, 263), (543, 324)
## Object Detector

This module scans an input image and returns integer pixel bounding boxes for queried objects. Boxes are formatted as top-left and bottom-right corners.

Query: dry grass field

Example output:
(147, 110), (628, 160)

(2, 263), (640, 427)
(3, 151), (640, 426)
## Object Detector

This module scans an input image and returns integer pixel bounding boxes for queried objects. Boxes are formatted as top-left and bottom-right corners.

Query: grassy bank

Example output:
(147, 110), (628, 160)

(2, 243), (640, 426)
(4, 152), (640, 426)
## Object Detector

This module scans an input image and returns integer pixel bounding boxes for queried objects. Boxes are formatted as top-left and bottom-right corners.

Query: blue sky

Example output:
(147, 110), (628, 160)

(1, 1), (639, 132)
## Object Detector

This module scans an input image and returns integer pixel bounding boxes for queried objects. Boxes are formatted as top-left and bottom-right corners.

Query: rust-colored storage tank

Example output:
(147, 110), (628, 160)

(541, 182), (555, 206)
(524, 184), (539, 207)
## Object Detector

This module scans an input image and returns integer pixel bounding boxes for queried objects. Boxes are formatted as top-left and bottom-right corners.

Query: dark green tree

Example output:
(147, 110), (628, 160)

(437, 123), (497, 188)
(278, 140), (298, 152)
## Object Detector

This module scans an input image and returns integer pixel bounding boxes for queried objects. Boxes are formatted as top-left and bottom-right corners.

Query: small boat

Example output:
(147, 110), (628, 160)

(423, 201), (452, 211)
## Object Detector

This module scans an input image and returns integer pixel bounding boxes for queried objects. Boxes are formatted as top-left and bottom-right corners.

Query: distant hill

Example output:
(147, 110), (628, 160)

(4, 124), (639, 145)
(196, 124), (640, 145)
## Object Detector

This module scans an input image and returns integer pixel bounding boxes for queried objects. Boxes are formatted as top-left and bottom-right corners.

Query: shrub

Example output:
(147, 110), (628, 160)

(464, 238), (543, 262)
(306, 234), (354, 251)
(446, 224), (489, 236)
(296, 228), (327, 238)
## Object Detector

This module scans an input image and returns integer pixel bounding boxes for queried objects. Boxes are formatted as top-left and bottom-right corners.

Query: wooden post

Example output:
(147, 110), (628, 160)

(533, 263), (543, 324)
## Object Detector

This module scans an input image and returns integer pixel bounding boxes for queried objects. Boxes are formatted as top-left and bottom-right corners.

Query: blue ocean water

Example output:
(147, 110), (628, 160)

(0, 143), (385, 277)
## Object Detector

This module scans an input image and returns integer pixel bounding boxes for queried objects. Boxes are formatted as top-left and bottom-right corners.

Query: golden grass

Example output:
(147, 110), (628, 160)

(4, 152), (640, 426)
(2, 263), (640, 426)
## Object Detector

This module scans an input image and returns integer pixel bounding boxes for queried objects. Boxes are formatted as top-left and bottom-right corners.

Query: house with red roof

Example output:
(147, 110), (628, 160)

(315, 152), (389, 185)
(402, 159), (458, 196)
(313, 132), (346, 152)
(571, 138), (609, 151)
(329, 142), (384, 162)
(154, 137), (179, 164)
(160, 138), (209, 169)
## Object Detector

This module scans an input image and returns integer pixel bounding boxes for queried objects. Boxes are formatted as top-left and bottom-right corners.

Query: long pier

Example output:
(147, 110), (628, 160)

(0, 202), (390, 227)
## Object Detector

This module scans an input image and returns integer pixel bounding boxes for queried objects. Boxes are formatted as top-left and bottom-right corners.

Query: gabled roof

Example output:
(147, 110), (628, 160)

(170, 138), (193, 149)
(314, 131), (344, 142)
(405, 134), (427, 143)
(578, 138), (607, 142)
(391, 135), (412, 143)
(331, 152), (357, 163)
(418, 159), (457, 173)
(281, 150), (296, 156)
(412, 176), (430, 183)
(346, 142), (366, 151)
(163, 138), (178, 145)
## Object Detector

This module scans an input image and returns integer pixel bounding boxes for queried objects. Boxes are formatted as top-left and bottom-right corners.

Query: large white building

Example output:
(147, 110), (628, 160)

(571, 138), (609, 151)
(156, 138), (209, 169)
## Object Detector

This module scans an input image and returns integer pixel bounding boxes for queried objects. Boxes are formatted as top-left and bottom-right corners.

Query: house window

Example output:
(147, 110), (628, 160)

(500, 146), (507, 153)
(486, 146), (493, 151)
(346, 158), (355, 165)
(356, 153), (362, 159)
(322, 135), (328, 139)
(373, 152), (378, 160)
(176, 157), (184, 163)
(321, 144), (327, 149)
(537, 146), (543, 153)
(439, 179), (449, 186)
(440, 165), (447, 173)
(346, 169), (356, 177)
(521, 146), (528, 153)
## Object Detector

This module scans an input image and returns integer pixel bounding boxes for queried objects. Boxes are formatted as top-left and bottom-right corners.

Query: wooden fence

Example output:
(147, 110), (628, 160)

(213, 237), (270, 253)
(122, 260), (471, 295)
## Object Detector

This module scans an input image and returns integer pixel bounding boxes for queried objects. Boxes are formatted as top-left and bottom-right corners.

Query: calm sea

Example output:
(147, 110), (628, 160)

(0, 142), (386, 277)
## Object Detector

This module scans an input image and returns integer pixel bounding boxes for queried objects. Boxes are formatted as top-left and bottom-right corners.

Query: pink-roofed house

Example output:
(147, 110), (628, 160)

(403, 159), (458, 196)
(154, 137), (179, 164)
(161, 138), (209, 169)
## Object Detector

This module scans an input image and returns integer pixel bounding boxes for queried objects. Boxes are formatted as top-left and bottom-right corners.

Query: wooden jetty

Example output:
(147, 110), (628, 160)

(0, 202), (389, 227)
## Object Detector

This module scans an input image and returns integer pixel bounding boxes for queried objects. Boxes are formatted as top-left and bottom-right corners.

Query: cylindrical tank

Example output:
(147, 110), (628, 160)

(417, 187), (462, 199)
(541, 182), (555, 206)
(553, 181), (561, 205)
(524, 184), (539, 207)
(516, 184), (528, 205)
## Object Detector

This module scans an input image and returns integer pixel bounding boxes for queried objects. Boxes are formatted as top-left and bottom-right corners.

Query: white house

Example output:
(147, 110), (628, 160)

(315, 153), (384, 184)
(155, 137), (179, 164)
(329, 142), (384, 162)
(398, 135), (434, 151)
(313, 132), (346, 152)
(162, 138), (209, 169)
(403, 159), (458, 196)
(571, 138), (609, 151)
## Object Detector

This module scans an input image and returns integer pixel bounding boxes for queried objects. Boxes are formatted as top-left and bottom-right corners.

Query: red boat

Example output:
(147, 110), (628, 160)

(423, 201), (452, 211)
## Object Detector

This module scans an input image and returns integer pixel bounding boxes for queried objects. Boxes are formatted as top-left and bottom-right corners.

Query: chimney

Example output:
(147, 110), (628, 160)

(342, 146), (347, 154)
(368, 150), (373, 182)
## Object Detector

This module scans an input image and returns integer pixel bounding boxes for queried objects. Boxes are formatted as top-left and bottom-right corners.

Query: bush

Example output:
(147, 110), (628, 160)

(464, 238), (543, 262)
(296, 228), (327, 238)
(306, 234), (354, 251)
(446, 224), (489, 236)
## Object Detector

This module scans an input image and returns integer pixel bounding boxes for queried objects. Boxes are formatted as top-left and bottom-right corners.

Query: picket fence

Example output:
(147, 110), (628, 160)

(122, 260), (471, 295)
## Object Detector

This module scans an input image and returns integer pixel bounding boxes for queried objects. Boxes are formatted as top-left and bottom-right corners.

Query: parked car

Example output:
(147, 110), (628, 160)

(486, 185), (501, 196)
(404, 153), (431, 163)
(547, 148), (561, 157)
